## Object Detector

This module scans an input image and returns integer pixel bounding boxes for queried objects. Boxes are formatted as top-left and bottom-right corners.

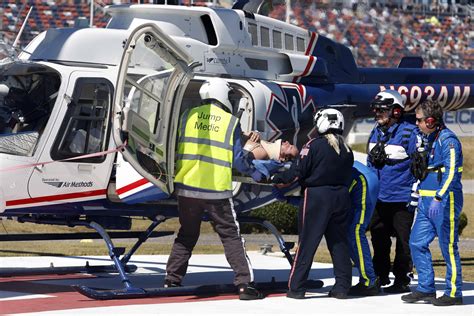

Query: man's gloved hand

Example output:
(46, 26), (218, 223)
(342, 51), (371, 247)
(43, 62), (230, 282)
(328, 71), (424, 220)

(251, 170), (264, 182)
(269, 174), (280, 184)
(407, 191), (420, 213)
(428, 198), (443, 219)
(271, 186), (286, 202)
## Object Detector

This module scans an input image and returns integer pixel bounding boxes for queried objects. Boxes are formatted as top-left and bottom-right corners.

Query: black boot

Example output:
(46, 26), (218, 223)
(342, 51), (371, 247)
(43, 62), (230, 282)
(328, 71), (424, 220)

(328, 290), (348, 299)
(238, 283), (265, 300)
(286, 289), (305, 299)
(432, 295), (463, 306)
(401, 291), (435, 303)
(384, 282), (411, 294)
(379, 276), (390, 286)
(348, 279), (380, 296)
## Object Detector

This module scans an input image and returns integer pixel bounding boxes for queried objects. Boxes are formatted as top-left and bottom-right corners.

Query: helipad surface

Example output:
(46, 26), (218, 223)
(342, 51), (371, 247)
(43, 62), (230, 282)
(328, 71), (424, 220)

(0, 252), (472, 315)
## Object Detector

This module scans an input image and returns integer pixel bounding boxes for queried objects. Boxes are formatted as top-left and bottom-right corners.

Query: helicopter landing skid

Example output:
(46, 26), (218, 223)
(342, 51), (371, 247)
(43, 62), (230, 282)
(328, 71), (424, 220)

(73, 278), (324, 300)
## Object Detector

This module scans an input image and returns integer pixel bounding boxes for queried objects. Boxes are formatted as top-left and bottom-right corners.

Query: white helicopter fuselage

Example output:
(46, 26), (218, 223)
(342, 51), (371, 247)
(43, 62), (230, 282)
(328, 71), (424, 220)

(104, 4), (313, 81)
(1, 4), (473, 215)
(0, 4), (325, 214)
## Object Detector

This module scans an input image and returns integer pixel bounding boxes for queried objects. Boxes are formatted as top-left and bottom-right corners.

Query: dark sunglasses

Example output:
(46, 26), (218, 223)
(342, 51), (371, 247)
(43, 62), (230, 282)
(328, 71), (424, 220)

(415, 117), (425, 123)
(373, 108), (389, 113)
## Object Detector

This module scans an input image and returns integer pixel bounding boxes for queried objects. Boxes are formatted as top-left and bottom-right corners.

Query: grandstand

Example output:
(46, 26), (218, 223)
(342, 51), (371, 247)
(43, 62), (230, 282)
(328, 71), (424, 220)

(0, 0), (472, 69)
(270, 0), (473, 69)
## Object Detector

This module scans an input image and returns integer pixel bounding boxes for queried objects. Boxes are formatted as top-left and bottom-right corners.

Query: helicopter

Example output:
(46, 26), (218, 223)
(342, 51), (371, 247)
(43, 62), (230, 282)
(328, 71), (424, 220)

(0, 0), (473, 299)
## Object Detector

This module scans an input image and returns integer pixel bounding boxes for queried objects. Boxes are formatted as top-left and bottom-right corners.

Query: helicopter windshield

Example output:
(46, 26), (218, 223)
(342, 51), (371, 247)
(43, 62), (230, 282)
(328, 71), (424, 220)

(0, 62), (61, 156)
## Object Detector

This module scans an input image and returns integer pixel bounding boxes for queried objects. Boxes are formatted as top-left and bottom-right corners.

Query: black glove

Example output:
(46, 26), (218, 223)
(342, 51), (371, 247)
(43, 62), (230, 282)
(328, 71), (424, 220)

(269, 174), (280, 184)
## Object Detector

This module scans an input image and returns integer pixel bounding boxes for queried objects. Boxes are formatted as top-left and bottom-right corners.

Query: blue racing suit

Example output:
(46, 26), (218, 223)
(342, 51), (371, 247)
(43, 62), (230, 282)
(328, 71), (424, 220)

(409, 126), (463, 298)
(349, 161), (379, 287)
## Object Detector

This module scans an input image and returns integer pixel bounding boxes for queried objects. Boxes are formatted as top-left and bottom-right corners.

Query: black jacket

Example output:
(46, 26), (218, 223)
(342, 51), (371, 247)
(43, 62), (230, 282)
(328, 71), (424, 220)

(272, 135), (354, 188)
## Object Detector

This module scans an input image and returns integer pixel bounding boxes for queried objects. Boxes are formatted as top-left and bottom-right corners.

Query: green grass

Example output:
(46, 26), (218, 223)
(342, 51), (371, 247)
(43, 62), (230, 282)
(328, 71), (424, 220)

(461, 194), (473, 238)
(460, 137), (474, 179)
(351, 143), (366, 153)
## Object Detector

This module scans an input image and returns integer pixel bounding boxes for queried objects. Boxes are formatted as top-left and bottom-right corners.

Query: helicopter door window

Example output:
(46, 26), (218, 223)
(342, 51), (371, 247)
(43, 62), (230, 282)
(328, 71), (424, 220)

(0, 62), (60, 156)
(51, 78), (113, 163)
(273, 30), (282, 49)
(297, 37), (306, 52)
(285, 33), (294, 51)
(261, 26), (270, 48)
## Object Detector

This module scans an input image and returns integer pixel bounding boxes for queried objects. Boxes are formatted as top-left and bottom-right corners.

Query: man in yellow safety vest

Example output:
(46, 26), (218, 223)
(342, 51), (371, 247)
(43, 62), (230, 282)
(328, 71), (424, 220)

(164, 78), (264, 300)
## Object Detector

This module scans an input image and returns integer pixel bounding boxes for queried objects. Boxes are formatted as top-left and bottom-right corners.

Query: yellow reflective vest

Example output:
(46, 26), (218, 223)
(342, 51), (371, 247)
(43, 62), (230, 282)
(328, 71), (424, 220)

(175, 104), (238, 192)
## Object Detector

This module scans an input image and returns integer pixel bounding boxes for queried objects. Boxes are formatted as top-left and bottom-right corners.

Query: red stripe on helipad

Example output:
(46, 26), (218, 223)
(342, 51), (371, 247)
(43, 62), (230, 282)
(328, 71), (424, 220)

(0, 274), (93, 283)
(0, 274), (285, 314)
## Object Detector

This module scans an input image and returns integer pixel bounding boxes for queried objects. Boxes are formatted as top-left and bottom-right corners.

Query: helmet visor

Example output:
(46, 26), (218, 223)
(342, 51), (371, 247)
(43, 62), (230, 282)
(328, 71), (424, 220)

(370, 97), (394, 109)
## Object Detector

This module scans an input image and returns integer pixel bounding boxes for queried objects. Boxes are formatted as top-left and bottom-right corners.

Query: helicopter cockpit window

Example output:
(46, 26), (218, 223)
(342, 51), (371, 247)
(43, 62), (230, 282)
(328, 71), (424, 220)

(51, 78), (113, 163)
(0, 62), (60, 156)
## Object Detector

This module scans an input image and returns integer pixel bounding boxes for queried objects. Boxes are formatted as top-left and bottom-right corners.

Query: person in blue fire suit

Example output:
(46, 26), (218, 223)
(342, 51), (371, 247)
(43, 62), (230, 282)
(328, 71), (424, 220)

(402, 100), (463, 306)
(347, 161), (380, 296)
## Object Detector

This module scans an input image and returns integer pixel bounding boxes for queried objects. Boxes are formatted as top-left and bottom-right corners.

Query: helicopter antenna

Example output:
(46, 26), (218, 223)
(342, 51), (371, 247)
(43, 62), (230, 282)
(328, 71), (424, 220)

(13, 6), (34, 48)
(90, 0), (94, 28)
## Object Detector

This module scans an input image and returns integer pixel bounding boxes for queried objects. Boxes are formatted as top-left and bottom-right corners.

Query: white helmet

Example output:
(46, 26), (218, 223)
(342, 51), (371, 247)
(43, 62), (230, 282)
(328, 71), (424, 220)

(199, 78), (233, 113)
(313, 108), (344, 134)
(371, 89), (405, 110)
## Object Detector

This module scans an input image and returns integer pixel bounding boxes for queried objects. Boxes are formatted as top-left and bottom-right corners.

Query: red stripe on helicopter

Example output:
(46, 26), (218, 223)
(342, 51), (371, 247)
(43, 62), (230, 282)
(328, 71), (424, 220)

(6, 189), (107, 207)
(293, 32), (317, 83)
(116, 178), (150, 195)
(301, 56), (315, 77)
(293, 55), (315, 83)
(305, 32), (317, 55)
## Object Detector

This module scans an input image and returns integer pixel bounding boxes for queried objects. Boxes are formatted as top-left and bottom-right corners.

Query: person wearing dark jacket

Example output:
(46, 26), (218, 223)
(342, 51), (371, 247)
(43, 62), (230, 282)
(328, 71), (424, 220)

(367, 90), (418, 293)
(271, 108), (354, 299)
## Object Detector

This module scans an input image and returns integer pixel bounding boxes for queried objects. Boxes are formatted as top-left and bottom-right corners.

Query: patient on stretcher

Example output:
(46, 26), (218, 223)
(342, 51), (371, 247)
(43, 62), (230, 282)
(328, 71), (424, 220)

(241, 131), (299, 179)
(242, 131), (299, 162)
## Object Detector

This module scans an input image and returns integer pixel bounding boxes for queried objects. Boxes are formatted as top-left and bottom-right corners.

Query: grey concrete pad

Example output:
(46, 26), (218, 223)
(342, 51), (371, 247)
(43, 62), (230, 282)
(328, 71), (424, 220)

(1, 252), (473, 315)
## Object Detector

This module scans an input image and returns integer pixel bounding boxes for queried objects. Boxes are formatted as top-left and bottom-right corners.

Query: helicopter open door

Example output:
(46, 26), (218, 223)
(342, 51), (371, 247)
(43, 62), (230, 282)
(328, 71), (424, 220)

(113, 23), (196, 199)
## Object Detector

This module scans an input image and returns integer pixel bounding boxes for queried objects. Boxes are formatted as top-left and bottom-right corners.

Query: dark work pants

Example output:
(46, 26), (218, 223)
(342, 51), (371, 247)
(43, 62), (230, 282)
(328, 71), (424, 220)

(166, 195), (253, 286)
(369, 201), (414, 285)
(289, 186), (352, 294)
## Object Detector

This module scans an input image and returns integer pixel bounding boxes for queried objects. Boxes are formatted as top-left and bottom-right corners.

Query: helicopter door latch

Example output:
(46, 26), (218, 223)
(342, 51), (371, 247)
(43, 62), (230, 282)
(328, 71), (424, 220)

(78, 164), (93, 173)
(34, 164), (44, 173)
